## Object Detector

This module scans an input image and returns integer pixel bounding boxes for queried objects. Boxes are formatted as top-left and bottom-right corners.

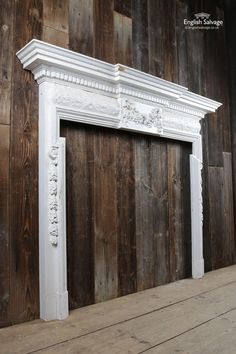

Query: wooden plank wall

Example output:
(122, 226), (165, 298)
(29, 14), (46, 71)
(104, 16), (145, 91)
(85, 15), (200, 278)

(0, 0), (235, 326)
(61, 122), (192, 309)
(225, 0), (236, 262)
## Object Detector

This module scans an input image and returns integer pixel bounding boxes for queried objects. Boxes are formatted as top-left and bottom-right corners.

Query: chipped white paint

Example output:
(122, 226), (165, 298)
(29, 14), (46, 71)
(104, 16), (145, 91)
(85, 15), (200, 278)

(17, 39), (222, 321)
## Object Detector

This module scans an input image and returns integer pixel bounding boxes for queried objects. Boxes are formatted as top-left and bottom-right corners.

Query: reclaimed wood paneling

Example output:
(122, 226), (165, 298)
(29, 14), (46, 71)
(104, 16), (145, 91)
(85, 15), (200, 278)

(222, 153), (235, 266)
(93, 128), (118, 303)
(204, 22), (224, 167)
(94, 0), (114, 63)
(43, 0), (69, 32)
(176, 0), (188, 87)
(62, 123), (95, 309)
(43, 0), (69, 48)
(151, 141), (170, 286)
(8, 0), (42, 325)
(134, 137), (155, 291)
(132, 0), (149, 72)
(62, 122), (191, 307)
(208, 167), (225, 269)
(69, 0), (94, 55)
(0, 125), (10, 327)
(114, 11), (132, 66)
(117, 133), (136, 296)
(225, 0), (236, 254)
(0, 0), (13, 125)
(148, 0), (164, 77)
(168, 143), (184, 282)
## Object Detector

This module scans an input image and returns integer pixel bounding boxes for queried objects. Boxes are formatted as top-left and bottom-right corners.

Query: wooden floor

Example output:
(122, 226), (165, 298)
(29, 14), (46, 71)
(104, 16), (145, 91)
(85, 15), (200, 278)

(1, 266), (236, 354)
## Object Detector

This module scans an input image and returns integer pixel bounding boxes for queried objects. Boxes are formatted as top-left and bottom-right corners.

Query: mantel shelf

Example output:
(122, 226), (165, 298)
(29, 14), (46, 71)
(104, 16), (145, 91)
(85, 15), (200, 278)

(17, 39), (221, 116)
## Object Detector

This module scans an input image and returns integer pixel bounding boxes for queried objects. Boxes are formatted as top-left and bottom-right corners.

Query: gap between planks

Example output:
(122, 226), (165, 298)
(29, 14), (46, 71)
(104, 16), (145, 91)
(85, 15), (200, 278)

(138, 306), (236, 353)
(22, 279), (236, 354)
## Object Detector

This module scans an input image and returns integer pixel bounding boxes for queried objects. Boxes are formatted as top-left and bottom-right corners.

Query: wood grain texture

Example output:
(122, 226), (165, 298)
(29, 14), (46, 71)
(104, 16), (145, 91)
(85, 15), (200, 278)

(43, 0), (68, 32)
(94, 0), (114, 63)
(93, 128), (118, 302)
(222, 153), (235, 266)
(132, 0), (149, 72)
(225, 0), (236, 256)
(204, 5), (223, 167)
(62, 123), (95, 309)
(0, 0), (14, 125)
(176, 0), (188, 87)
(43, 26), (68, 48)
(8, 0), (42, 325)
(116, 133), (136, 296)
(114, 11), (132, 66)
(69, 0), (94, 55)
(134, 137), (155, 291)
(150, 140), (170, 286)
(147, 0), (163, 77)
(208, 167), (224, 269)
(43, 0), (69, 47)
(0, 125), (10, 327)
(168, 143), (183, 282)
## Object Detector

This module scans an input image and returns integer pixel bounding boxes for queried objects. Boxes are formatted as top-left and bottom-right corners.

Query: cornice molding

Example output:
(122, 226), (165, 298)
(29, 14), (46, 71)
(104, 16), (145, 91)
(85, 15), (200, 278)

(17, 39), (221, 117)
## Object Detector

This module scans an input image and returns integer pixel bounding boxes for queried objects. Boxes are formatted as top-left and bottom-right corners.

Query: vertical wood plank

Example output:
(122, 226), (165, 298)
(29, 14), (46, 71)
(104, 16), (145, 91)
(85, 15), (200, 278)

(176, 0), (188, 87)
(114, 11), (132, 66)
(186, 29), (205, 94)
(208, 167), (224, 269)
(9, 0), (43, 324)
(43, 0), (69, 48)
(163, 0), (177, 82)
(202, 118), (212, 271)
(0, 0), (14, 125)
(94, 128), (118, 302)
(117, 133), (136, 296)
(61, 123), (95, 309)
(147, 0), (162, 77)
(132, 0), (149, 72)
(0, 125), (10, 326)
(134, 137), (154, 291)
(216, 7), (231, 154)
(224, 0), (236, 255)
(203, 1), (223, 167)
(222, 152), (235, 265)
(94, 0), (114, 63)
(150, 140), (170, 286)
(43, 0), (69, 32)
(69, 0), (94, 55)
(148, 0), (177, 81)
(168, 142), (183, 282)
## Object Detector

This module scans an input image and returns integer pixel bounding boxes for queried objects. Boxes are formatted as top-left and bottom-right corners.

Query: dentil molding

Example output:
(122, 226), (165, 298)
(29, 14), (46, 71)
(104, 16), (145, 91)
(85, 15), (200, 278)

(17, 40), (222, 322)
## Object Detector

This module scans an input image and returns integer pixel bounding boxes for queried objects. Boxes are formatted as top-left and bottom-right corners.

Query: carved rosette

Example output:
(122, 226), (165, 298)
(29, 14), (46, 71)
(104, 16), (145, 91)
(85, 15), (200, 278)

(121, 99), (163, 134)
(48, 146), (59, 245)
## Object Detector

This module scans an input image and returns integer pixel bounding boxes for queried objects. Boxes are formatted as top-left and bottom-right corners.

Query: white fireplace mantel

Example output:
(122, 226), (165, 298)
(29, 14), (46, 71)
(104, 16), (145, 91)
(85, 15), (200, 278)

(17, 39), (222, 321)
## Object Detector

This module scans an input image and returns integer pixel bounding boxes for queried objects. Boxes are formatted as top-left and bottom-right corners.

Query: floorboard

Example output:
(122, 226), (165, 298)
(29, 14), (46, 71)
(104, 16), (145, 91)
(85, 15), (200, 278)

(1, 266), (236, 354)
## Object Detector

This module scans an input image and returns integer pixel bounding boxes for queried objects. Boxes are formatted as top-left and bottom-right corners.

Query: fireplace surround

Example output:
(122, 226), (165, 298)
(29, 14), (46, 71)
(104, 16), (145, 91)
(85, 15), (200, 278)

(17, 40), (221, 321)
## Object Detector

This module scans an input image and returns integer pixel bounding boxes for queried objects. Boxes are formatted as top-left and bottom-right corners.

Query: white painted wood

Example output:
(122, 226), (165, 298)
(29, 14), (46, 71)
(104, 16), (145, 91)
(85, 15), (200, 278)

(17, 39), (222, 321)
